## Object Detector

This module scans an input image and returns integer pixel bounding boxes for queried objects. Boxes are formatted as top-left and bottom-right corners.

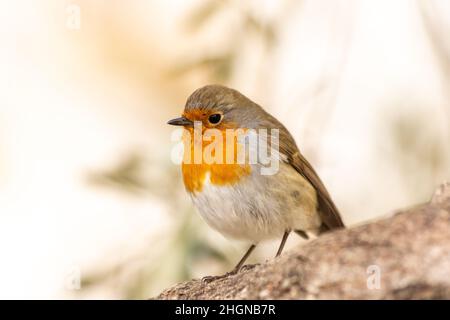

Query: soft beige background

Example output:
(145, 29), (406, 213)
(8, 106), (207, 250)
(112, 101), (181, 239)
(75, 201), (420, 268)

(0, 0), (449, 298)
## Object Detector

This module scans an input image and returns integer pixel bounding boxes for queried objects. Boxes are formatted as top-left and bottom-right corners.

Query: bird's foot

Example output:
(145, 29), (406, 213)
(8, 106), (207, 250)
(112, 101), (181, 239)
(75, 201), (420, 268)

(201, 264), (258, 284)
(201, 273), (229, 284)
(239, 263), (258, 272)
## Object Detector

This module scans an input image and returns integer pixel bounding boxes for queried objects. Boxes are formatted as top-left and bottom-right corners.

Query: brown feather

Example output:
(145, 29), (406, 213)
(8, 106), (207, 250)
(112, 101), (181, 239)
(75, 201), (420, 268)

(286, 151), (345, 231)
(260, 114), (345, 231)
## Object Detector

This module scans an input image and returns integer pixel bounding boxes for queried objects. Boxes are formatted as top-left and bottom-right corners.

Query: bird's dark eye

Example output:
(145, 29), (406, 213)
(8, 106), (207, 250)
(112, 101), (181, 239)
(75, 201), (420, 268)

(208, 113), (222, 124)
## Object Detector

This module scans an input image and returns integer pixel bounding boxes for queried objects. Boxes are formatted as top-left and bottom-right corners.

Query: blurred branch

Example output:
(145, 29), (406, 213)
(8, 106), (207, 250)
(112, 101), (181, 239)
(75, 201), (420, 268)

(184, 0), (226, 32)
(174, 0), (291, 83)
(419, 0), (450, 79)
(289, 2), (357, 160)
(170, 53), (236, 82)
(418, 0), (450, 132)
(87, 153), (149, 195)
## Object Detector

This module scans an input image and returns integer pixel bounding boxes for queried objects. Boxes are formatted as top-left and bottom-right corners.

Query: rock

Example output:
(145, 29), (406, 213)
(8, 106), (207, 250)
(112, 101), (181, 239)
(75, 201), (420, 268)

(431, 181), (450, 204)
(156, 183), (450, 299)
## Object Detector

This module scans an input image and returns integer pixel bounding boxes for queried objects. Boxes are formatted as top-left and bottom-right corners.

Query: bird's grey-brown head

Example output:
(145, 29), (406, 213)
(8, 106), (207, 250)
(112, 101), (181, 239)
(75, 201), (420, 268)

(167, 85), (269, 129)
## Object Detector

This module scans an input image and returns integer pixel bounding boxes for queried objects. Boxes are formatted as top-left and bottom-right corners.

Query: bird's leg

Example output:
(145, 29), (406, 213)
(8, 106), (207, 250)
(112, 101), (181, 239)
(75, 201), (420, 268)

(294, 229), (309, 240)
(275, 230), (290, 257)
(202, 244), (256, 283)
(231, 244), (256, 273)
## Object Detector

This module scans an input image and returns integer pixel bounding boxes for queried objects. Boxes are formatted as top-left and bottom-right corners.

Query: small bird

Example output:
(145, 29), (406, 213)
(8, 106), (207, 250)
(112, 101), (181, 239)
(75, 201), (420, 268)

(168, 85), (344, 276)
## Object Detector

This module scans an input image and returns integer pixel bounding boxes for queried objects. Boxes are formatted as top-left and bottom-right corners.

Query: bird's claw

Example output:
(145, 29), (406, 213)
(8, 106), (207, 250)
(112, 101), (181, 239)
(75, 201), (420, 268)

(201, 273), (230, 284)
(239, 263), (258, 272)
(201, 264), (259, 284)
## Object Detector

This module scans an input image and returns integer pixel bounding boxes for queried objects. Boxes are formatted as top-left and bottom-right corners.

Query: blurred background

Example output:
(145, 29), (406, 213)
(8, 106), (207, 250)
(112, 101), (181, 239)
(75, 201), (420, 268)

(1, 0), (450, 299)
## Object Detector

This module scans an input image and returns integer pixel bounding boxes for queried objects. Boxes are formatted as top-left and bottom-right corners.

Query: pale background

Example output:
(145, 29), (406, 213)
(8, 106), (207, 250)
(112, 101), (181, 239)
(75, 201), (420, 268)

(1, 0), (449, 299)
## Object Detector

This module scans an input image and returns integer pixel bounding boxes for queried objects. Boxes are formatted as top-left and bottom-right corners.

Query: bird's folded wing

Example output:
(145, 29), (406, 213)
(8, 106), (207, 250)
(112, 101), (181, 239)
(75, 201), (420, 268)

(256, 112), (345, 230)
(286, 150), (345, 230)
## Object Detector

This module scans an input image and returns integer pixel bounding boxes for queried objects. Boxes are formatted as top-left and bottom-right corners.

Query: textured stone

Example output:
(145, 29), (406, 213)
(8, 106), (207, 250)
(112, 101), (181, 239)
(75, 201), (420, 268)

(156, 183), (450, 300)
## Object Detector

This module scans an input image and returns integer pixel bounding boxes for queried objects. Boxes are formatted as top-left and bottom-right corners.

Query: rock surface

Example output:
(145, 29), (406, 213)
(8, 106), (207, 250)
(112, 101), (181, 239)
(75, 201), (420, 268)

(157, 183), (450, 299)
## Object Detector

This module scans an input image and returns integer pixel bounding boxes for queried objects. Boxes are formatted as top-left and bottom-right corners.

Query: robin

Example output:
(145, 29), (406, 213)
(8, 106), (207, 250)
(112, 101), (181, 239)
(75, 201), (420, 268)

(168, 85), (345, 277)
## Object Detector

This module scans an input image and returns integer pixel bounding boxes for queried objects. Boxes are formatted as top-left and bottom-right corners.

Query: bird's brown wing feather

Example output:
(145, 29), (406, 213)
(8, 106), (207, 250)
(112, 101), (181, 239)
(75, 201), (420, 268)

(256, 109), (345, 231)
(287, 151), (345, 230)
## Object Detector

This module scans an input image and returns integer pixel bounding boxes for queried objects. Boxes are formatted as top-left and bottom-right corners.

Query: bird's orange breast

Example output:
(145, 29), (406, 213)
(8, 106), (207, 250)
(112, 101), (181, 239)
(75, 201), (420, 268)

(181, 128), (251, 193)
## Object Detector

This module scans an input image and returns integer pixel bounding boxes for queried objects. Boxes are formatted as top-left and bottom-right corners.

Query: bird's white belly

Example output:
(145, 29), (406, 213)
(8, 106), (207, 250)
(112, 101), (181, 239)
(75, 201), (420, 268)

(189, 163), (321, 243)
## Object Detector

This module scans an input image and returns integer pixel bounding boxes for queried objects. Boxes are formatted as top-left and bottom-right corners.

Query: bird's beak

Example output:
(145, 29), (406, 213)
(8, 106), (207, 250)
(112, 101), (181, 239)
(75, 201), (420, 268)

(167, 116), (193, 127)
